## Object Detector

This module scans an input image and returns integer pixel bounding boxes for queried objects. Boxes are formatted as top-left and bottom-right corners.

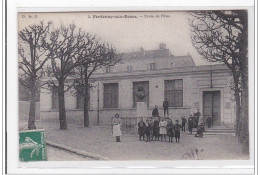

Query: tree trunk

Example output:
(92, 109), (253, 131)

(235, 90), (241, 139)
(28, 83), (37, 130)
(240, 52), (249, 154)
(83, 71), (90, 127)
(241, 83), (249, 154)
(83, 91), (90, 127)
(58, 82), (67, 130)
(240, 16), (249, 154)
(240, 57), (248, 154)
(233, 74), (241, 140)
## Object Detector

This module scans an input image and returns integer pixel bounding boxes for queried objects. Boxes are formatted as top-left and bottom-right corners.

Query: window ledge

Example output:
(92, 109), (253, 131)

(42, 107), (191, 112)
(102, 108), (119, 110)
(168, 106), (190, 109)
(49, 109), (59, 112)
(149, 106), (190, 110)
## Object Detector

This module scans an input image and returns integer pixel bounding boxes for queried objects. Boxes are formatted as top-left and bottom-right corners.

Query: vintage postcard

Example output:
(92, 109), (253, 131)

(18, 10), (251, 162)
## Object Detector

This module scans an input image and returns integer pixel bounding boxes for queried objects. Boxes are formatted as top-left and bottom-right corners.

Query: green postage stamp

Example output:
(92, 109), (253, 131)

(19, 129), (47, 161)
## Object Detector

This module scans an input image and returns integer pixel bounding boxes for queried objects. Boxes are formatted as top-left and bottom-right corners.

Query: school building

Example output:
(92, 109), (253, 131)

(39, 43), (236, 127)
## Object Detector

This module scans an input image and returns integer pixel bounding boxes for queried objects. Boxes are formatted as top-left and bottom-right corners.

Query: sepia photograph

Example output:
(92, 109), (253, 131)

(18, 10), (250, 161)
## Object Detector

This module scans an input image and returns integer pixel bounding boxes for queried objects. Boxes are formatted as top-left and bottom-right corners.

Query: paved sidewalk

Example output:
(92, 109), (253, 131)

(47, 145), (93, 161)
(33, 120), (249, 160)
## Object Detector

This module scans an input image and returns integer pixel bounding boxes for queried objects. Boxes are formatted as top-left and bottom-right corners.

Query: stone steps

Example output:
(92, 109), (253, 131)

(190, 125), (235, 135)
(204, 132), (235, 136)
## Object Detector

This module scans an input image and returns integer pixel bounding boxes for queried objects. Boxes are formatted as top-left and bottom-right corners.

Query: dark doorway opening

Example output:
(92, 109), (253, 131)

(203, 91), (221, 126)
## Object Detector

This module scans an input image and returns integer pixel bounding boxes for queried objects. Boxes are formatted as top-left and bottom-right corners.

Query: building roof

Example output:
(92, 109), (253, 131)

(172, 55), (196, 68)
(121, 44), (196, 68)
(122, 49), (171, 59)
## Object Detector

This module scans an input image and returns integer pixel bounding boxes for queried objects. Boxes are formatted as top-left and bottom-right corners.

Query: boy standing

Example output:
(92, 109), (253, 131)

(174, 120), (181, 143)
(138, 118), (146, 141)
(188, 114), (194, 134)
(166, 119), (174, 142)
(145, 118), (153, 142)
(181, 116), (187, 132)
(152, 117), (160, 141)
(207, 116), (212, 128)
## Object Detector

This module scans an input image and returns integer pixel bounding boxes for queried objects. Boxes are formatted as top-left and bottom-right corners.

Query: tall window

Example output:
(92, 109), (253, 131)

(105, 66), (111, 73)
(164, 79), (183, 107)
(149, 63), (156, 70)
(103, 83), (118, 108)
(133, 81), (149, 107)
(76, 86), (90, 109)
(52, 86), (59, 109)
(127, 65), (132, 72)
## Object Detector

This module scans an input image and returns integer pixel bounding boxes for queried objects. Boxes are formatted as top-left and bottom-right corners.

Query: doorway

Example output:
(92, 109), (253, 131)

(203, 91), (221, 126)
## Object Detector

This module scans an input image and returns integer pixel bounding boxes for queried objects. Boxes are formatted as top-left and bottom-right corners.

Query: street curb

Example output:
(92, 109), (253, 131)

(46, 140), (109, 161)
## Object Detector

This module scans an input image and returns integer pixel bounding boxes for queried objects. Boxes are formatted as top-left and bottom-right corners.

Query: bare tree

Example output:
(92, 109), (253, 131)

(43, 23), (87, 130)
(73, 38), (121, 127)
(18, 21), (52, 129)
(189, 10), (248, 154)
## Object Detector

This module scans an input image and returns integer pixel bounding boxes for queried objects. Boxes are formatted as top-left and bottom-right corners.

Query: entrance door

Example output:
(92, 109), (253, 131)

(203, 91), (221, 126)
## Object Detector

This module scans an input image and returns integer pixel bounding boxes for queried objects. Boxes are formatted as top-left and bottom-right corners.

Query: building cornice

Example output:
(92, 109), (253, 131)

(88, 64), (230, 81)
(41, 64), (231, 82)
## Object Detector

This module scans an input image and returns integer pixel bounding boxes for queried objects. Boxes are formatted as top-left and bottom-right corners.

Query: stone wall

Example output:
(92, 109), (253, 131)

(40, 64), (235, 127)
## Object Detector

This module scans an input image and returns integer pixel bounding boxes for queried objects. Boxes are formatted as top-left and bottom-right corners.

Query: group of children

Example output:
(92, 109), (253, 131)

(138, 117), (182, 143)
(112, 109), (208, 143)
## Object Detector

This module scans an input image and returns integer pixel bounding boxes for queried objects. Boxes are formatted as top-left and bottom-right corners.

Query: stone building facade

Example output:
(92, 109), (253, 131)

(40, 44), (235, 127)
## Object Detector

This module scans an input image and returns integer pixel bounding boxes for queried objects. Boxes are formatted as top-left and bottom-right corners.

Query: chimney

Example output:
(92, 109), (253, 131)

(159, 43), (166, 50)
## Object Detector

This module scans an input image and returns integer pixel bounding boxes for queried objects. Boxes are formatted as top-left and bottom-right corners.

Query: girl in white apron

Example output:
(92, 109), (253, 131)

(112, 113), (122, 142)
(159, 118), (167, 142)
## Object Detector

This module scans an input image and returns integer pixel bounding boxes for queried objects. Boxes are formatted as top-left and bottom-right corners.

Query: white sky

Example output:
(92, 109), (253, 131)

(18, 11), (211, 66)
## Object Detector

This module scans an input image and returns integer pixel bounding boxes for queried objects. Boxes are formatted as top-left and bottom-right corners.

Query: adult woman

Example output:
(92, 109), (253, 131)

(112, 113), (122, 142)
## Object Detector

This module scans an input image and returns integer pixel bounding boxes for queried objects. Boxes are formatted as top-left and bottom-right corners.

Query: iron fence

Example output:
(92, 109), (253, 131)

(111, 116), (152, 134)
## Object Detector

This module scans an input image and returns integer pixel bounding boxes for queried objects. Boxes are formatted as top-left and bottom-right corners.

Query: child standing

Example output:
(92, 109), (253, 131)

(166, 119), (174, 142)
(153, 117), (160, 141)
(138, 118), (146, 141)
(145, 118), (153, 142)
(112, 113), (122, 142)
(188, 114), (194, 135)
(181, 116), (187, 132)
(207, 116), (212, 128)
(174, 120), (181, 143)
(159, 118), (167, 142)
